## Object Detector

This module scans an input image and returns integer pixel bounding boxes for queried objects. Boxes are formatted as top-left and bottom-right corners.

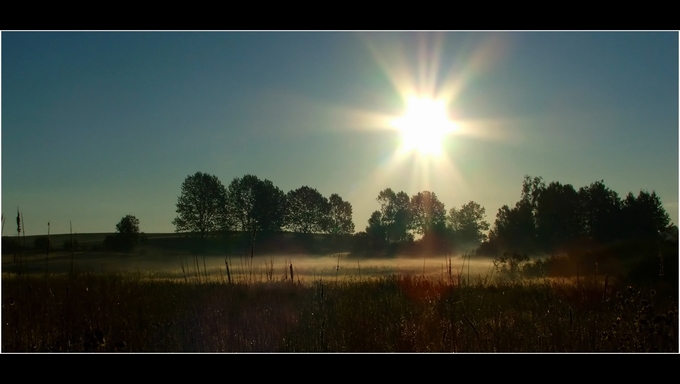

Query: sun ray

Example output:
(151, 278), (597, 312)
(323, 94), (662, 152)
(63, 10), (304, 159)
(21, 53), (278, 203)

(296, 33), (517, 207)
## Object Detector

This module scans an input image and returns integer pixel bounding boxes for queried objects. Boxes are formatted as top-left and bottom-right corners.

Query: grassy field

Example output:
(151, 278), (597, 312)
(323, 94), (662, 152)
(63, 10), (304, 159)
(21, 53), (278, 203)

(1, 233), (678, 352)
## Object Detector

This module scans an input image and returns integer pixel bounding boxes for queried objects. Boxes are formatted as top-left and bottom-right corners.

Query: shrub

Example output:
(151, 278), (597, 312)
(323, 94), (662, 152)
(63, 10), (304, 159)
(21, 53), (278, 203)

(492, 252), (529, 281)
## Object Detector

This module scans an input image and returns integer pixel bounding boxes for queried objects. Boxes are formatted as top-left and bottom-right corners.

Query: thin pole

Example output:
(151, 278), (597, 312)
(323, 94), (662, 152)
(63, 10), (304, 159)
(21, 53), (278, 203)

(21, 212), (26, 249)
(46, 221), (50, 276)
(70, 221), (74, 275)
(16, 207), (21, 265)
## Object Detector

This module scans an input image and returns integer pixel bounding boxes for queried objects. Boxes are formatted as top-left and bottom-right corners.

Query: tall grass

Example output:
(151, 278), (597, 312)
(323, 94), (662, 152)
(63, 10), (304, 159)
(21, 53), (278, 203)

(2, 262), (677, 352)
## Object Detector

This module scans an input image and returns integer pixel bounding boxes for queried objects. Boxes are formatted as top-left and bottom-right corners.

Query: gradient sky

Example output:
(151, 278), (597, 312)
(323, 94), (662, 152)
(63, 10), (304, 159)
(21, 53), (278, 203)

(2, 31), (678, 236)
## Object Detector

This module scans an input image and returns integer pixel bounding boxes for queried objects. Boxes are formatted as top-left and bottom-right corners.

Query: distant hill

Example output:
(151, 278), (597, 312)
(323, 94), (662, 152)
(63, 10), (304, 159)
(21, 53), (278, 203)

(2, 232), (356, 256)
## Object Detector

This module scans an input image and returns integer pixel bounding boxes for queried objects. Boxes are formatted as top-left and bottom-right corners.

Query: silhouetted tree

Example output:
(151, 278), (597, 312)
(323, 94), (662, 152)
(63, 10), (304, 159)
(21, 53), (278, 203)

(172, 172), (229, 238)
(578, 180), (621, 244)
(409, 191), (446, 237)
(285, 186), (329, 233)
(377, 188), (411, 242)
(521, 175), (545, 216)
(620, 190), (671, 242)
(103, 215), (141, 252)
(227, 175), (286, 234)
(325, 193), (355, 235)
(116, 215), (140, 251)
(377, 188), (396, 241)
(534, 182), (581, 252)
(117, 215), (140, 241)
(366, 210), (387, 244)
(448, 201), (490, 250)
(483, 175), (675, 262)
(487, 201), (536, 255)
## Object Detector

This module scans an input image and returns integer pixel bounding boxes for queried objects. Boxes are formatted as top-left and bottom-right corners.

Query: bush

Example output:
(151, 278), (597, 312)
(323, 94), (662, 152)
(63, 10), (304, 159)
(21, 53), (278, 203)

(522, 254), (577, 278)
(492, 252), (529, 281)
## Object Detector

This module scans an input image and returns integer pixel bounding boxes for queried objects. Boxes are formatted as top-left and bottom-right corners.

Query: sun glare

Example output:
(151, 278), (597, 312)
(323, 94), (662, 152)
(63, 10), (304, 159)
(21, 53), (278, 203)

(392, 97), (459, 156)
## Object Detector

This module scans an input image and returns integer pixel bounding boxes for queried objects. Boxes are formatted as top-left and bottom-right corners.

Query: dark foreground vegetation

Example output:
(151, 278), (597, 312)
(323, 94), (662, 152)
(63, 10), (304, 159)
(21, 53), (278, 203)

(3, 258), (677, 352)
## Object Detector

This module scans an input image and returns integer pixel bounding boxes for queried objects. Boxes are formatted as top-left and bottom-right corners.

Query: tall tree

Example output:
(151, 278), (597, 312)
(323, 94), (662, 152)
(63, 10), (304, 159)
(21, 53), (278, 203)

(392, 191), (412, 241)
(485, 176), (543, 255)
(578, 180), (621, 244)
(285, 186), (329, 234)
(227, 175), (287, 234)
(366, 210), (387, 243)
(409, 191), (446, 236)
(116, 215), (140, 241)
(487, 201), (536, 255)
(534, 181), (581, 252)
(326, 193), (355, 235)
(376, 188), (411, 242)
(620, 190), (671, 241)
(448, 201), (490, 249)
(521, 175), (545, 222)
(377, 188), (397, 241)
(172, 172), (229, 238)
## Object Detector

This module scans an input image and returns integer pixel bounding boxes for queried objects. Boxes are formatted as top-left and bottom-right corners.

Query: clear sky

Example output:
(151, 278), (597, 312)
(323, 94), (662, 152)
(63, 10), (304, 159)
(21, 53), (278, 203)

(2, 31), (678, 236)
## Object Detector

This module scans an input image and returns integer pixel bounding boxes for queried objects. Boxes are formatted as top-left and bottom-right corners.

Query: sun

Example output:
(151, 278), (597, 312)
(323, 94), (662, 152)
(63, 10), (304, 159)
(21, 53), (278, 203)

(391, 96), (459, 156)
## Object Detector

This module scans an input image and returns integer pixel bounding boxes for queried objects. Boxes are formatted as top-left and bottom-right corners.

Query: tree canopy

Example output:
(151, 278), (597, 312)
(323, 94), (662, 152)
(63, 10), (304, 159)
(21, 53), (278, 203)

(326, 193), (355, 235)
(578, 180), (621, 244)
(534, 182), (581, 251)
(409, 191), (446, 236)
(483, 175), (674, 256)
(105, 214), (141, 252)
(172, 172), (229, 237)
(227, 174), (287, 235)
(366, 210), (387, 244)
(448, 201), (490, 249)
(117, 215), (140, 239)
(164, 171), (673, 260)
(377, 188), (411, 242)
(285, 186), (329, 234)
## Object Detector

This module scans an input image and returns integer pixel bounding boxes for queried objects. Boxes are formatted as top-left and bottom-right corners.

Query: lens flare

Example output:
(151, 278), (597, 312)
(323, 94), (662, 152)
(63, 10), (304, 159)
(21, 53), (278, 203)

(391, 96), (460, 157)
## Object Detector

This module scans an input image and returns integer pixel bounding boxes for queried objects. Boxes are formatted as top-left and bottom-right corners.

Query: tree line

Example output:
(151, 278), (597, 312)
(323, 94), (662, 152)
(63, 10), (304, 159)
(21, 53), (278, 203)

(480, 175), (674, 257)
(12, 172), (672, 259)
(172, 172), (354, 238)
(360, 176), (673, 257)
(358, 188), (490, 254)
(172, 172), (674, 257)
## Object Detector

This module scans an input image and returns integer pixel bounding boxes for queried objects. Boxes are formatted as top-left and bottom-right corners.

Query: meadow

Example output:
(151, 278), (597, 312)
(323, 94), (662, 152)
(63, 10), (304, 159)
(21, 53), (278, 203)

(2, 233), (678, 352)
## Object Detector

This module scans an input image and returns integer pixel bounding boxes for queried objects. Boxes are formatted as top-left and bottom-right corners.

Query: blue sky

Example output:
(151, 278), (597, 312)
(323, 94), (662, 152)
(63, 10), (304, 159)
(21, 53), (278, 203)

(2, 31), (678, 236)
